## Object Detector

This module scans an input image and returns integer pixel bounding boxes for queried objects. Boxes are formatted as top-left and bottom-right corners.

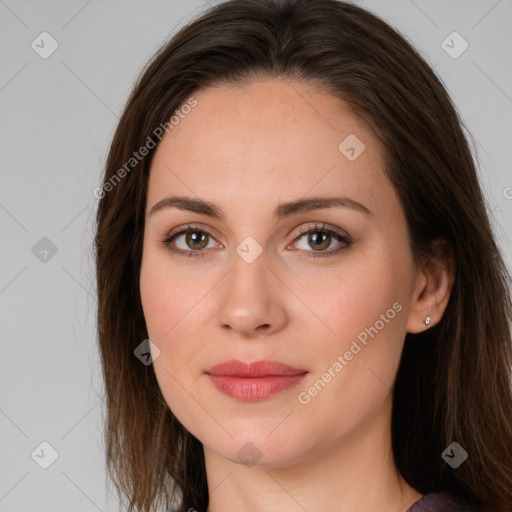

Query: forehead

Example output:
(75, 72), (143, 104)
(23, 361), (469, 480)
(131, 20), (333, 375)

(147, 79), (391, 218)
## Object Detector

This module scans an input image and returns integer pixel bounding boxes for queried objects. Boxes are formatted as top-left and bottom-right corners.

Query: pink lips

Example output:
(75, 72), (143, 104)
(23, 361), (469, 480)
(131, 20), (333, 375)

(205, 360), (308, 401)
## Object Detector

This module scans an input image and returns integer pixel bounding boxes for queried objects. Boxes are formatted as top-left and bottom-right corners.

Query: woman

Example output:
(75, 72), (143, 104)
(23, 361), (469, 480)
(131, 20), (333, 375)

(94, 1), (512, 511)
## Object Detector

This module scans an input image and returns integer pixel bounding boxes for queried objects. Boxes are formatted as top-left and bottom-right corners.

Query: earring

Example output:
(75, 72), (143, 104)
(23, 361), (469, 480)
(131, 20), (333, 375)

(425, 315), (431, 328)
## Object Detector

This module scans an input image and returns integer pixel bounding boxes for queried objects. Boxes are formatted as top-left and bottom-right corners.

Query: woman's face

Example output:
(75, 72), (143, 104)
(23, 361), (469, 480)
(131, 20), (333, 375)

(140, 78), (423, 468)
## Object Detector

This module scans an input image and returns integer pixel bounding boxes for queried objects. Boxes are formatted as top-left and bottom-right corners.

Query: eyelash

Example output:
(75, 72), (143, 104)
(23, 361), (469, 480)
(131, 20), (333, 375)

(160, 223), (352, 259)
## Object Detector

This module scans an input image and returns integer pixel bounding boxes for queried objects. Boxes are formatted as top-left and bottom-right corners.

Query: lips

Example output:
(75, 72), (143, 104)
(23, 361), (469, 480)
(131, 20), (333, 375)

(206, 359), (307, 377)
(205, 359), (308, 400)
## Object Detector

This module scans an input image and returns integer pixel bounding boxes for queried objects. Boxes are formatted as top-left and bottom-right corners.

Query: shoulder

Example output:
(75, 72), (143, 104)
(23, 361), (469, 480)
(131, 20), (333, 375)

(406, 491), (475, 512)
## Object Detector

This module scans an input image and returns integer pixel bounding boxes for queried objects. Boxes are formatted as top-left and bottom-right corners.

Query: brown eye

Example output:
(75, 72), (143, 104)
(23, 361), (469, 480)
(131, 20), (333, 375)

(292, 224), (352, 259)
(162, 224), (218, 258)
(161, 223), (351, 260)
(183, 231), (209, 250)
(305, 231), (332, 251)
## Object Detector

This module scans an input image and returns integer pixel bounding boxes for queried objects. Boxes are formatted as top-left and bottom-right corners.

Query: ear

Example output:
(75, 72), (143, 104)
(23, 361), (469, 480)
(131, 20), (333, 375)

(406, 238), (456, 334)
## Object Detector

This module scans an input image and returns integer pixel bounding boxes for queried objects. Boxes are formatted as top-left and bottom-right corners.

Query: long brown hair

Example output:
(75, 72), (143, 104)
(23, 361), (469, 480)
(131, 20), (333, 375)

(94, 1), (512, 510)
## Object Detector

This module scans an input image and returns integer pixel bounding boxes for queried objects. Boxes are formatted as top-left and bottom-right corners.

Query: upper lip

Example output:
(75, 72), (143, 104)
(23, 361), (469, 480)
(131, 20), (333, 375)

(205, 359), (308, 377)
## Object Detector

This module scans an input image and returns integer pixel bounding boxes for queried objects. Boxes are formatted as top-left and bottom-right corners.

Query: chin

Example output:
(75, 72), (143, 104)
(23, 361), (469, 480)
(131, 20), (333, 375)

(200, 422), (312, 469)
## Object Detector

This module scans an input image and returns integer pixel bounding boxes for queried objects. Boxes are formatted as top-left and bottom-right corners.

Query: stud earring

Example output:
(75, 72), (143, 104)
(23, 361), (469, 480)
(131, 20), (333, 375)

(425, 315), (431, 328)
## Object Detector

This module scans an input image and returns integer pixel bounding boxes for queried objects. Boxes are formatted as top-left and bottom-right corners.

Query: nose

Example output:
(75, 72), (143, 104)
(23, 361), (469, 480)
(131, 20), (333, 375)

(215, 248), (288, 339)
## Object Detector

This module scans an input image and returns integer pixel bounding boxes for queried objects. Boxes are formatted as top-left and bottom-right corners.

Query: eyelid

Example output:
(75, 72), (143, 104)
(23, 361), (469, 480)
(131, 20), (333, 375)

(161, 223), (223, 257)
(288, 222), (352, 258)
(164, 222), (348, 242)
(292, 222), (349, 240)
(165, 222), (219, 241)
(161, 222), (352, 258)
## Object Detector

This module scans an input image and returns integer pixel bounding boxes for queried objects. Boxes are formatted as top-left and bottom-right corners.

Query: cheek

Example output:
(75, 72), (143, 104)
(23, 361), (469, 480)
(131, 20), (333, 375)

(139, 250), (203, 420)
(299, 253), (406, 353)
(296, 293), (405, 446)
(139, 245), (208, 380)
(139, 245), (196, 340)
(295, 252), (408, 404)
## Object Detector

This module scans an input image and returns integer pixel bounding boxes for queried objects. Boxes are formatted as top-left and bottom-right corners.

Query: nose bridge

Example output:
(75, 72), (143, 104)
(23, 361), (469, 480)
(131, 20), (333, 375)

(228, 238), (271, 299)
(215, 237), (287, 336)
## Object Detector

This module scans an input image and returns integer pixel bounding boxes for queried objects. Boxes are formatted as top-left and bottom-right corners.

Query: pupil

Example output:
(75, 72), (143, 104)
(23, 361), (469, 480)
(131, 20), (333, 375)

(311, 232), (327, 247)
(190, 232), (205, 247)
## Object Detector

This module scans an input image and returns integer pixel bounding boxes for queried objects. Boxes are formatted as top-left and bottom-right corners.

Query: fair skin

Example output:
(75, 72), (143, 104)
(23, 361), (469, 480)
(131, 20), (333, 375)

(139, 78), (455, 512)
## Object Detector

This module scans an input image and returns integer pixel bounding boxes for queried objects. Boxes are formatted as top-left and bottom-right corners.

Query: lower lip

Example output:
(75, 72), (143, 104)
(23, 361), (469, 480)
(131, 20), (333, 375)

(207, 374), (307, 401)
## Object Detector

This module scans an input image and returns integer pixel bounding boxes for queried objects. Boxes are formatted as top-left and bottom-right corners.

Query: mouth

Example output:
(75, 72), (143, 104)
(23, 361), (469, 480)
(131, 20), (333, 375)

(205, 359), (308, 401)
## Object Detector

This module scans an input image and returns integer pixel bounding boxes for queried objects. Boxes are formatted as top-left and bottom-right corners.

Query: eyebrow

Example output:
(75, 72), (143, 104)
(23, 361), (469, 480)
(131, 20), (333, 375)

(148, 195), (373, 221)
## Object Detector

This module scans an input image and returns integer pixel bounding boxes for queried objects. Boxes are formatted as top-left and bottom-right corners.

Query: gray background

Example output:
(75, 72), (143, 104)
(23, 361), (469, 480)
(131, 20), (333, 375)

(0, 0), (511, 510)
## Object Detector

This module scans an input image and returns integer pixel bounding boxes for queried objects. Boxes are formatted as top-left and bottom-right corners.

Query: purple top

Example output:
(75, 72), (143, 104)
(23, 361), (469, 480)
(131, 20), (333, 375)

(407, 492), (474, 512)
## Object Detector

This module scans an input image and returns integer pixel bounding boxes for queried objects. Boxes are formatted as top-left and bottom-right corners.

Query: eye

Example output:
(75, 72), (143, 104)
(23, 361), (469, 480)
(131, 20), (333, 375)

(161, 224), (220, 258)
(290, 223), (352, 259)
(161, 222), (352, 259)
